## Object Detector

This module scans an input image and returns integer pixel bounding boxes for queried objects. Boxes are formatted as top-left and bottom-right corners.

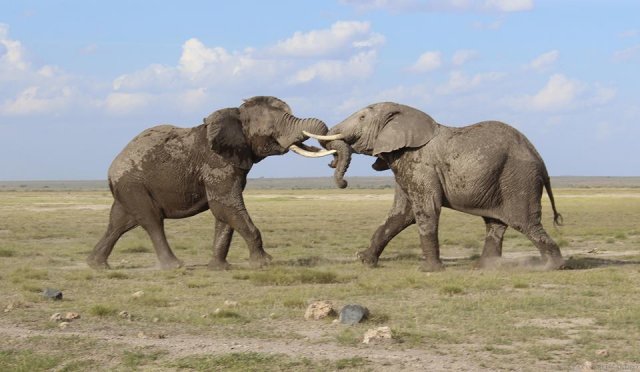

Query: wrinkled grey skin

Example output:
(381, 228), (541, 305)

(88, 96), (329, 270)
(322, 102), (564, 271)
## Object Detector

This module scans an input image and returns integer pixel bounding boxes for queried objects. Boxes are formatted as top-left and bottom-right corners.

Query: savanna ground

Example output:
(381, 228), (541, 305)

(1, 179), (639, 371)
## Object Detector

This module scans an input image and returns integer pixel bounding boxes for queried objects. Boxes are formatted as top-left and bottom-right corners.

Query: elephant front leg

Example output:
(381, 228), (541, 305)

(207, 193), (272, 268)
(359, 185), (415, 267)
(207, 218), (234, 270)
(411, 195), (444, 272)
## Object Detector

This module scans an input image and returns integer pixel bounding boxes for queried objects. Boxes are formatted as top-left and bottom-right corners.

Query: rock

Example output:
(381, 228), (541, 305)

(213, 308), (222, 315)
(58, 322), (69, 330)
(339, 304), (369, 325)
(224, 300), (238, 307)
(152, 317), (159, 323)
(50, 313), (63, 322)
(132, 290), (145, 298)
(137, 331), (147, 339)
(4, 302), (14, 313)
(64, 312), (80, 320)
(118, 311), (130, 319)
(595, 349), (609, 357)
(42, 288), (63, 300)
(363, 326), (393, 344)
(582, 361), (593, 371)
(304, 300), (336, 320)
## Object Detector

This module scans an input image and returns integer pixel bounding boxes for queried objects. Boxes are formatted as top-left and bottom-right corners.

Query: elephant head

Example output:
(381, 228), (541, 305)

(205, 96), (334, 169)
(307, 102), (439, 188)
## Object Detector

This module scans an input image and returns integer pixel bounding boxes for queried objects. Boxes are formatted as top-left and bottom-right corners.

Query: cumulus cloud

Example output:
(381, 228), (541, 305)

(289, 50), (377, 84)
(104, 92), (152, 115)
(437, 70), (506, 94)
(613, 44), (640, 62)
(525, 50), (559, 71)
(342, 0), (533, 12)
(0, 23), (30, 74)
(271, 21), (384, 58)
(452, 49), (477, 66)
(508, 74), (584, 112)
(1, 86), (74, 115)
(409, 51), (442, 72)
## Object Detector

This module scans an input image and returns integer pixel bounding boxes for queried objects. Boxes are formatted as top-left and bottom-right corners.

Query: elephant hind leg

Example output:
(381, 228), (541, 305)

(116, 187), (183, 269)
(520, 223), (565, 270)
(88, 200), (138, 269)
(476, 217), (507, 268)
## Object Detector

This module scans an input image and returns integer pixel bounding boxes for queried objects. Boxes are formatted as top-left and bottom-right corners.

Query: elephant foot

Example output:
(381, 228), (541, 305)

(158, 257), (184, 270)
(208, 259), (231, 271)
(357, 250), (379, 267)
(87, 256), (110, 270)
(249, 251), (272, 268)
(420, 259), (445, 272)
(543, 255), (565, 270)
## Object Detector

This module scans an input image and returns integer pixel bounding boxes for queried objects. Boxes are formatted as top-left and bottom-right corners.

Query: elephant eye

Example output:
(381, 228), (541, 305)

(359, 115), (365, 121)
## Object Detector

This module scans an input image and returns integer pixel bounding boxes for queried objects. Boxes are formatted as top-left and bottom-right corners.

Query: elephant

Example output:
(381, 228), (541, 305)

(307, 102), (565, 271)
(87, 96), (335, 270)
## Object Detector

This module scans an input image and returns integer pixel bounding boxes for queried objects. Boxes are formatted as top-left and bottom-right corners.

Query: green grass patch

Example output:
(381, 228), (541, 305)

(0, 349), (61, 371)
(89, 304), (118, 317)
(121, 245), (151, 254)
(172, 352), (319, 371)
(0, 248), (15, 257)
(242, 268), (344, 286)
(106, 271), (129, 279)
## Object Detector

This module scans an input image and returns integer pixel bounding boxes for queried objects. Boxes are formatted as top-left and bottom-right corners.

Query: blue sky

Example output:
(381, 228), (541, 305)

(1, 0), (638, 180)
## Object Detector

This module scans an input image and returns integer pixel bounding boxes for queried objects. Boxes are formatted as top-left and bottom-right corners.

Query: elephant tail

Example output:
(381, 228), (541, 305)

(544, 175), (563, 227)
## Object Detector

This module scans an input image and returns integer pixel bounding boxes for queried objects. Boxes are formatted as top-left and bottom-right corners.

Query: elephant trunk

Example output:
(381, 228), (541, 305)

(322, 140), (352, 189)
(280, 113), (329, 146)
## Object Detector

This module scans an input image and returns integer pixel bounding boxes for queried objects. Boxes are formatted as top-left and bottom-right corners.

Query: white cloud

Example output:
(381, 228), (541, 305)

(437, 70), (506, 94)
(341, 0), (533, 12)
(289, 50), (377, 84)
(452, 49), (477, 66)
(0, 23), (29, 73)
(179, 38), (231, 77)
(511, 74), (583, 112)
(525, 50), (559, 71)
(409, 51), (442, 72)
(483, 0), (533, 12)
(613, 44), (640, 62)
(271, 21), (383, 58)
(1, 86), (73, 115)
(104, 92), (152, 115)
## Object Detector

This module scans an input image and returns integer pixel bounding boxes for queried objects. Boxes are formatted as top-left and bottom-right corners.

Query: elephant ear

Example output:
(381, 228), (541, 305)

(372, 109), (439, 156)
(205, 108), (253, 170)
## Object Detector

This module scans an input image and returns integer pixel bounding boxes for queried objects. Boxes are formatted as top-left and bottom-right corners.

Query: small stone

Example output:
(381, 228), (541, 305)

(50, 313), (63, 322)
(339, 304), (369, 325)
(363, 326), (393, 344)
(42, 288), (63, 300)
(582, 361), (593, 371)
(269, 313), (277, 319)
(64, 312), (80, 321)
(118, 311), (131, 319)
(4, 302), (14, 313)
(595, 349), (609, 357)
(224, 300), (238, 307)
(58, 322), (69, 330)
(132, 291), (144, 298)
(214, 308), (222, 315)
(137, 331), (146, 339)
(201, 314), (208, 318)
(304, 300), (336, 320)
(157, 333), (167, 339)
(152, 317), (159, 323)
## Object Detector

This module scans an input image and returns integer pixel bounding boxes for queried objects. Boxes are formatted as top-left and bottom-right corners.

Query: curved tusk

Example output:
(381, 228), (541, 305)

(289, 144), (337, 158)
(302, 131), (346, 141)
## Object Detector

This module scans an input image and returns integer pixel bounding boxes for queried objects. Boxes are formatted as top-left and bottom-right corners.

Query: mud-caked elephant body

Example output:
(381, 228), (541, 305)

(89, 96), (334, 270)
(315, 102), (564, 271)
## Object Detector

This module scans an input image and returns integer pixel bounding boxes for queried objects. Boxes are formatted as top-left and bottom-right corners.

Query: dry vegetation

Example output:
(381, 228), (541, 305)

(0, 183), (639, 371)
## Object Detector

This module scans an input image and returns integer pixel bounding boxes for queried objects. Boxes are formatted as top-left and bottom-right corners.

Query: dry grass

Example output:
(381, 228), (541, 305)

(0, 187), (639, 370)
